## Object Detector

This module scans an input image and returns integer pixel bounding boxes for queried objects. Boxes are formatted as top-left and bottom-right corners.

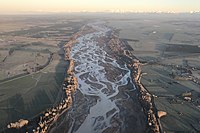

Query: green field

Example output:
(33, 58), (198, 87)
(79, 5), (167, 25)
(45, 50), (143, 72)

(0, 56), (66, 128)
(107, 14), (200, 132)
(0, 15), (86, 129)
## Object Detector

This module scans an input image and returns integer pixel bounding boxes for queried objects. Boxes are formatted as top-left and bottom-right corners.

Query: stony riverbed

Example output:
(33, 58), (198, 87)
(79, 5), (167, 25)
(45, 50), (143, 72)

(52, 23), (147, 133)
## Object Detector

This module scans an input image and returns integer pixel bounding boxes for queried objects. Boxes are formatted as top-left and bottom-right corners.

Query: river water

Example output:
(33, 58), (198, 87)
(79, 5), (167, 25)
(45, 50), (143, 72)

(69, 23), (136, 133)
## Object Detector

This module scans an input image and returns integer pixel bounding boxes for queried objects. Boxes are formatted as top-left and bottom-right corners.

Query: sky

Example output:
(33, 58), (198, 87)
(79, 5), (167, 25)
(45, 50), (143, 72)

(0, 0), (200, 13)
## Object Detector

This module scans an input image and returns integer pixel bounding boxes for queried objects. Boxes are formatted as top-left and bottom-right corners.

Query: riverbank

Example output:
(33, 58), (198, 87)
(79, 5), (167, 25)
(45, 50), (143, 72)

(106, 15), (200, 132)
(1, 33), (78, 133)
(0, 15), (85, 131)
(106, 29), (163, 133)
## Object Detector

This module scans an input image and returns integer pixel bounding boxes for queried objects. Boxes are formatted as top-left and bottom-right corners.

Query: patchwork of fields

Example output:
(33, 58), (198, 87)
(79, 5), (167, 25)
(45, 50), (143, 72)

(0, 15), (85, 128)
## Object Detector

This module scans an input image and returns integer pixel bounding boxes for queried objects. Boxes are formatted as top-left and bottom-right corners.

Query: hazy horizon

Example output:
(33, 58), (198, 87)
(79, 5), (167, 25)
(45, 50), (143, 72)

(0, 0), (200, 14)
